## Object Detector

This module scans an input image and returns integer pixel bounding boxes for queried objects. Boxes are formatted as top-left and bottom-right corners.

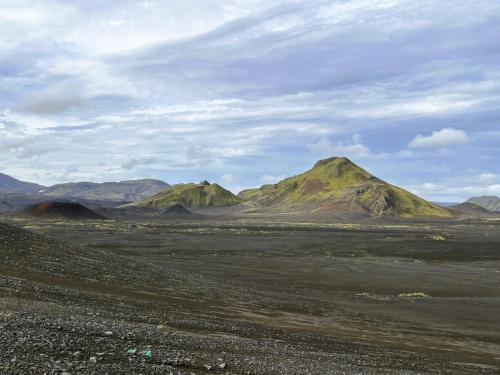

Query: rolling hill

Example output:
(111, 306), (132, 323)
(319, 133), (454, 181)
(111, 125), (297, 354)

(238, 157), (453, 218)
(128, 181), (242, 209)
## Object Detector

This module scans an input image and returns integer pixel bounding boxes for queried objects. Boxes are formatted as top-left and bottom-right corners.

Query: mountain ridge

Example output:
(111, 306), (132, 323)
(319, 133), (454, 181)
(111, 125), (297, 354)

(0, 173), (45, 194)
(0, 172), (169, 205)
(42, 179), (170, 202)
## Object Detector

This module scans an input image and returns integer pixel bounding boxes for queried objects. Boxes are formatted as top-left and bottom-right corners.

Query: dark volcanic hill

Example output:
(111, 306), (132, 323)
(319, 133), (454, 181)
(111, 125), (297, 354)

(23, 201), (107, 220)
(238, 157), (453, 218)
(41, 179), (170, 202)
(165, 203), (192, 214)
(466, 196), (500, 212)
(0, 172), (45, 194)
(128, 181), (242, 209)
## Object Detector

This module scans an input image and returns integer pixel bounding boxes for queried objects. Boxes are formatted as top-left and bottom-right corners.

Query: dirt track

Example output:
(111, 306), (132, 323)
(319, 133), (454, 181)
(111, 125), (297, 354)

(1, 216), (499, 374)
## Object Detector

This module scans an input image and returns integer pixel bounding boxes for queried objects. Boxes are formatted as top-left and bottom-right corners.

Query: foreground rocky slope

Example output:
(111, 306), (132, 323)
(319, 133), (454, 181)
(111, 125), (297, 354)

(239, 157), (453, 218)
(1, 218), (499, 374)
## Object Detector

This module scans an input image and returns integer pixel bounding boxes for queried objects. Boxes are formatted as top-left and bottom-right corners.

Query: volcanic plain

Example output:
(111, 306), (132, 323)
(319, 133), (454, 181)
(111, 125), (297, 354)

(1, 212), (499, 374)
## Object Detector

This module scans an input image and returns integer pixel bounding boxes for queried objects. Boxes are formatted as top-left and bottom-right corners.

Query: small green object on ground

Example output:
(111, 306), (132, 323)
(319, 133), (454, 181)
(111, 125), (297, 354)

(430, 235), (446, 241)
(398, 292), (429, 298)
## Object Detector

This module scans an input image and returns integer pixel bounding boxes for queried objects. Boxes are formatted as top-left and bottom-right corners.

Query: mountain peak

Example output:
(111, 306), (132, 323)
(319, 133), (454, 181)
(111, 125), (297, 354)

(308, 156), (376, 184)
(313, 156), (353, 168)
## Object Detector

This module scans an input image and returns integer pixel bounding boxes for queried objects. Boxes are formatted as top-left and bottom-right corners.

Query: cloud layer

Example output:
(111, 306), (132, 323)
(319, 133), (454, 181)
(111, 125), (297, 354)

(408, 128), (469, 149)
(1, 0), (500, 201)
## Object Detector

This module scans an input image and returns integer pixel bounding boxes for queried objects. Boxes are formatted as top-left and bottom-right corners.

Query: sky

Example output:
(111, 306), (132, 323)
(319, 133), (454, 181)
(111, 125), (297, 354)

(1, 0), (499, 202)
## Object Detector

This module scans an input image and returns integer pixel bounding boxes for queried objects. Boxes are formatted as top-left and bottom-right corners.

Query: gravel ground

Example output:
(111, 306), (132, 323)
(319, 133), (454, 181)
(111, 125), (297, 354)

(1, 219), (499, 374)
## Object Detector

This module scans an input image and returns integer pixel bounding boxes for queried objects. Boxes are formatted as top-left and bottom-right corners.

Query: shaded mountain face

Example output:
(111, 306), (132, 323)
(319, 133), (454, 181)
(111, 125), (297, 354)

(41, 179), (170, 202)
(238, 157), (453, 218)
(22, 201), (107, 220)
(129, 181), (242, 209)
(0, 173), (45, 194)
(466, 196), (500, 212)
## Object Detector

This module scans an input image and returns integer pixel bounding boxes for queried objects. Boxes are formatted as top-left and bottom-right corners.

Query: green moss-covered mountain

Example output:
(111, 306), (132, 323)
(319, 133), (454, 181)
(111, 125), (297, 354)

(128, 181), (242, 209)
(238, 157), (453, 218)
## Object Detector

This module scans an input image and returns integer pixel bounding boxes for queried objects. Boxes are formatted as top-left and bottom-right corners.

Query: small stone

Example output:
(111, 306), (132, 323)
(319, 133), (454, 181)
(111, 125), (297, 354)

(104, 331), (113, 336)
(89, 356), (97, 363)
(218, 362), (226, 369)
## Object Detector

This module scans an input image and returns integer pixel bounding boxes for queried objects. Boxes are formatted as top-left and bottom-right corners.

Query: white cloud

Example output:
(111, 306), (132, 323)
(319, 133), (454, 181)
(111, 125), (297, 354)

(309, 135), (388, 160)
(121, 157), (156, 170)
(477, 173), (498, 182)
(422, 182), (439, 191)
(260, 175), (285, 184)
(408, 128), (469, 149)
(410, 181), (500, 201)
(221, 174), (236, 184)
(0, 0), (499, 188)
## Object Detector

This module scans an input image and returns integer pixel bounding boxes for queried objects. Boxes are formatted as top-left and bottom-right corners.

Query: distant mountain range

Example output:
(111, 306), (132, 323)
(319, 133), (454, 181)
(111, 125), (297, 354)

(0, 173), (45, 194)
(466, 196), (500, 212)
(238, 157), (453, 218)
(40, 179), (170, 202)
(3, 159), (498, 218)
(0, 173), (169, 211)
(448, 202), (496, 217)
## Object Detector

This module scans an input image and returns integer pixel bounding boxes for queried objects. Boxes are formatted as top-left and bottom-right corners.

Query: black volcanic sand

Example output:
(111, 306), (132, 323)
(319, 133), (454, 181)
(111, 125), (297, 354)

(1, 216), (499, 374)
